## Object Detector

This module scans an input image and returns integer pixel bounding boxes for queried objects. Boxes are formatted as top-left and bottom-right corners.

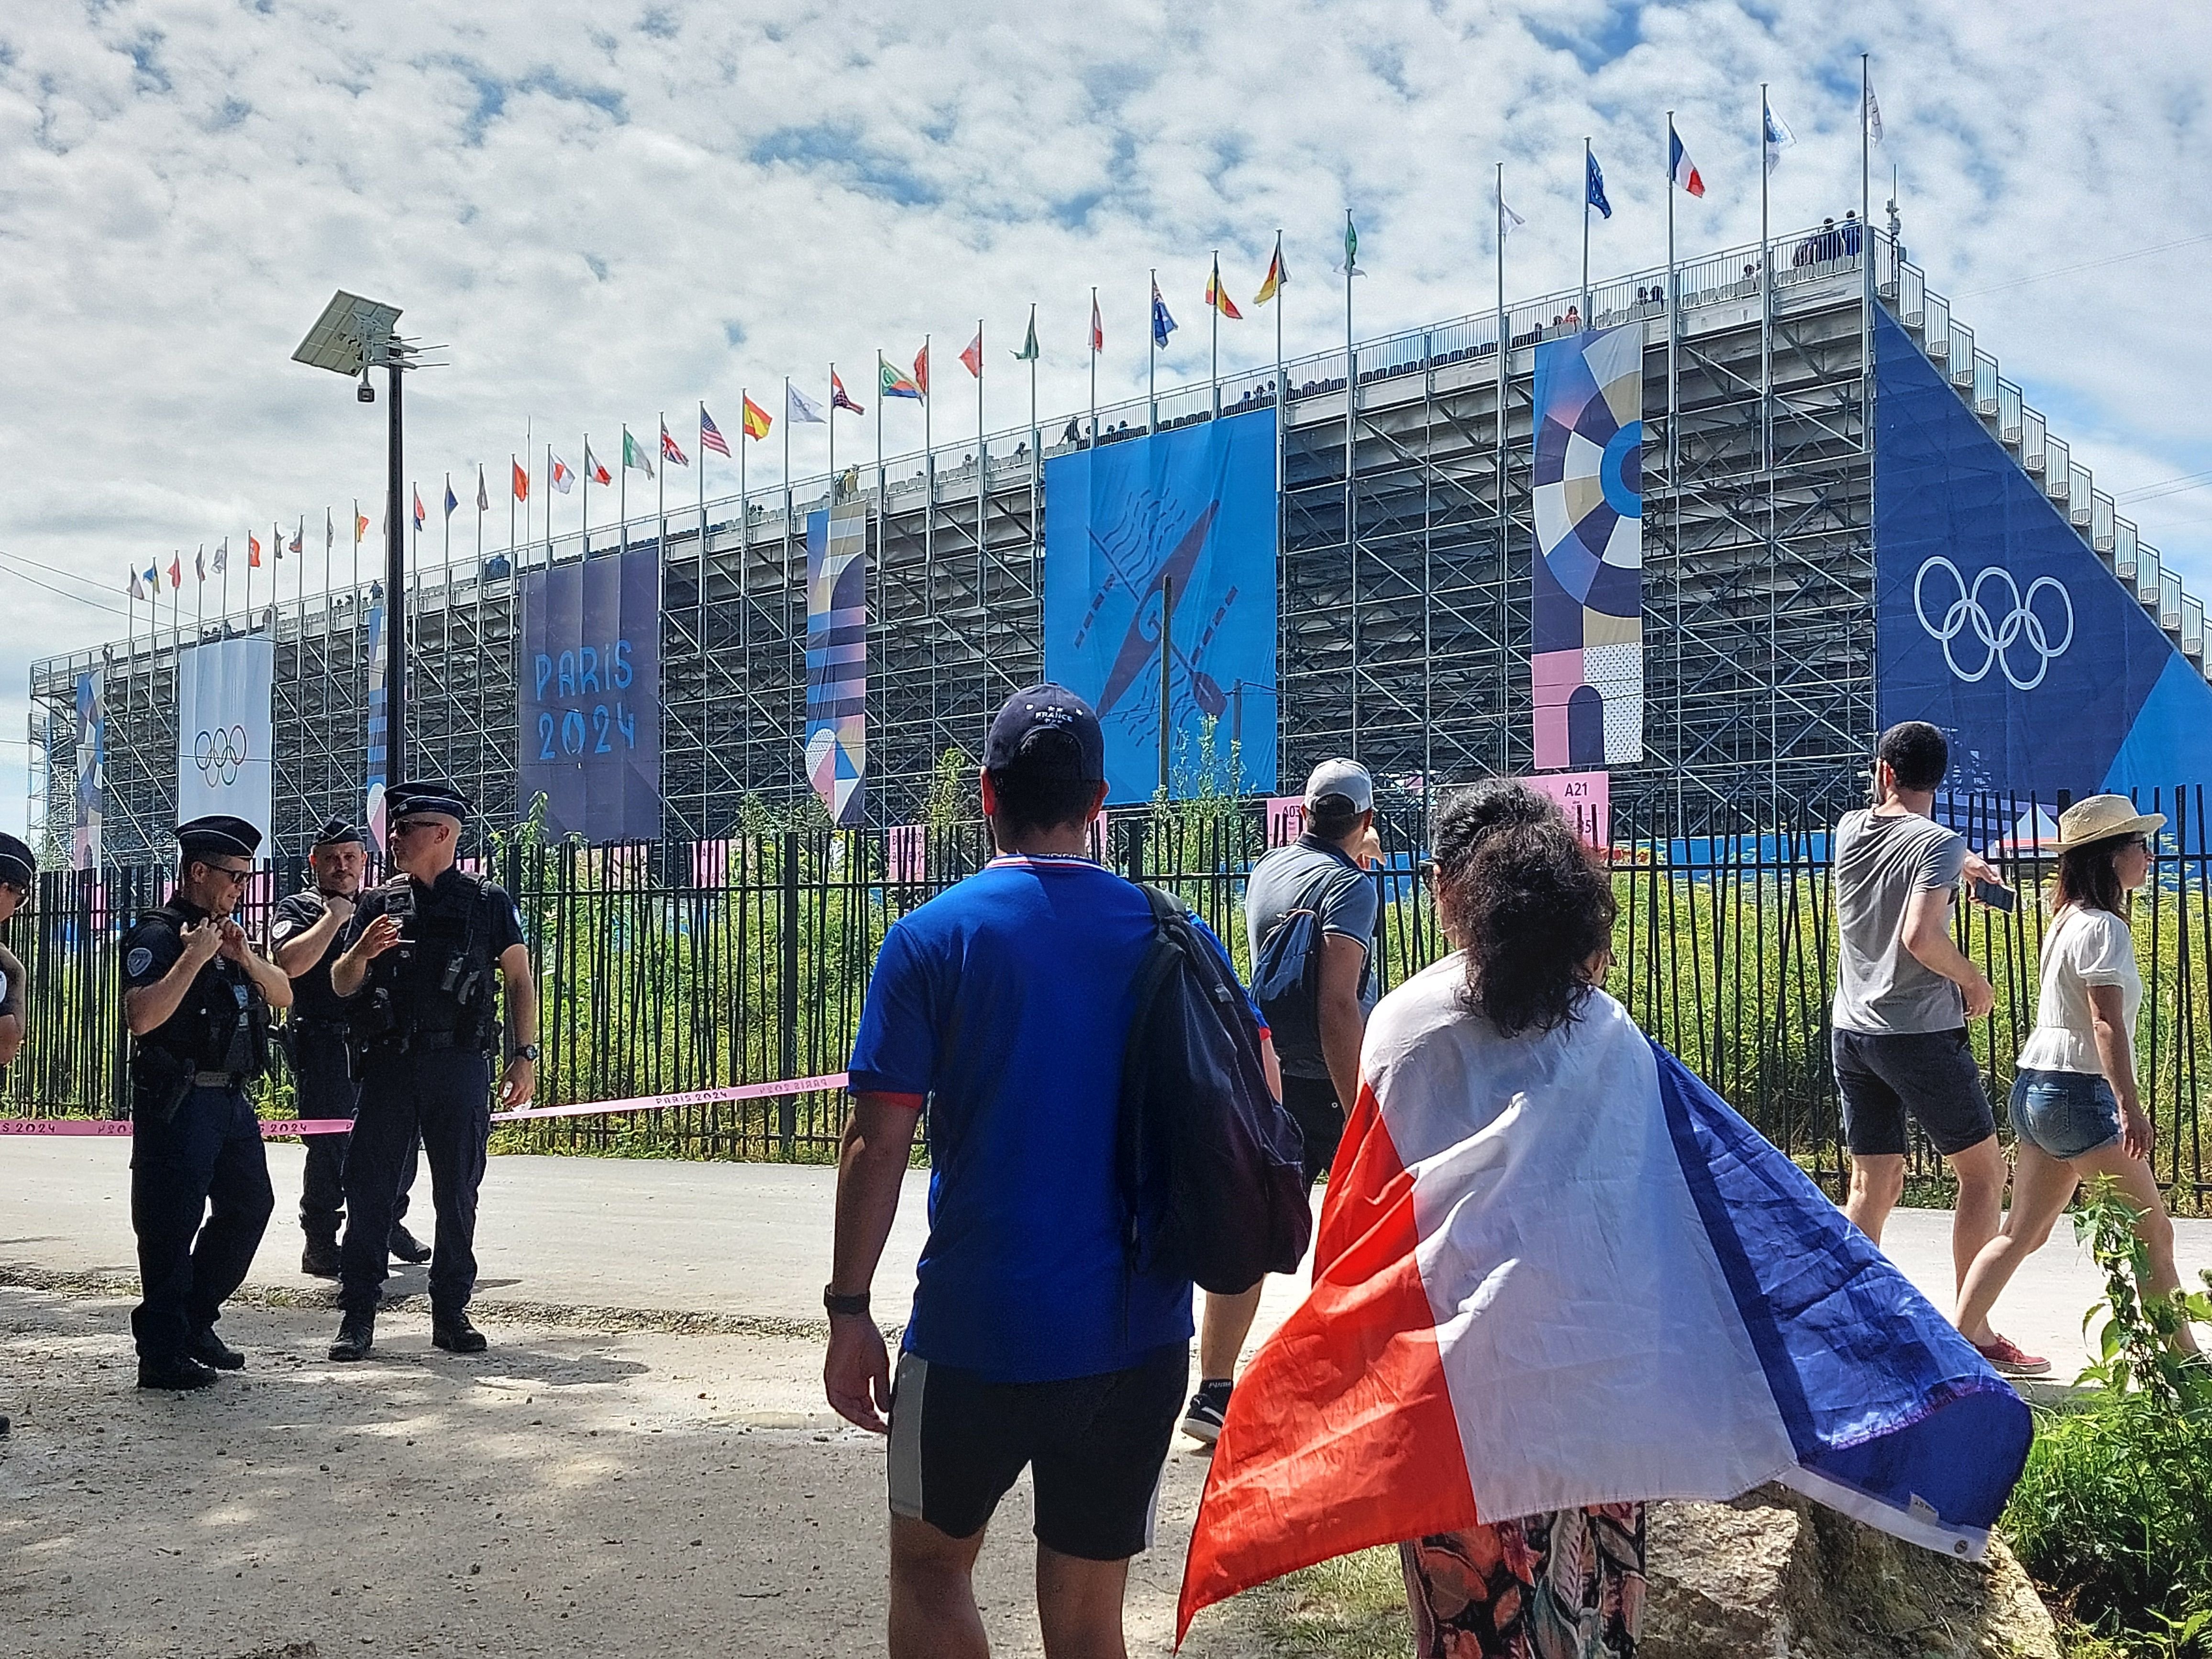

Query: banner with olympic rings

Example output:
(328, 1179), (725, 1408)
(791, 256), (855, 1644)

(175, 634), (275, 849)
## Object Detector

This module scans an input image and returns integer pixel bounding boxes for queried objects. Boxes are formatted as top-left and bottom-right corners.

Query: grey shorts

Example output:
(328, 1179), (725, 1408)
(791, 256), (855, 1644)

(1831, 1028), (1996, 1158)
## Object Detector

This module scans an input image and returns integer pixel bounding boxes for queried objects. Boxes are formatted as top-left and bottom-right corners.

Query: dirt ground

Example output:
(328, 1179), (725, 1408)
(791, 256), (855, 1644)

(0, 1285), (1271, 1658)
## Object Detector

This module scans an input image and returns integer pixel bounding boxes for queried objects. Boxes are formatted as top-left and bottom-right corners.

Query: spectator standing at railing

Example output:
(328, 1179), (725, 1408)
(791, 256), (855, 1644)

(0, 831), (31, 1072)
(1829, 723), (2038, 1371)
(1954, 796), (2202, 1370)
(1841, 210), (1864, 256)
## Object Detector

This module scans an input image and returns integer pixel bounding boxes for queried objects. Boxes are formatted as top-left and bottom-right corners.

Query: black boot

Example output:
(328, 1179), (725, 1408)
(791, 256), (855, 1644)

(186, 1327), (245, 1371)
(301, 1234), (342, 1278)
(431, 1312), (487, 1354)
(138, 1353), (219, 1392)
(329, 1311), (376, 1362)
(387, 1224), (432, 1265)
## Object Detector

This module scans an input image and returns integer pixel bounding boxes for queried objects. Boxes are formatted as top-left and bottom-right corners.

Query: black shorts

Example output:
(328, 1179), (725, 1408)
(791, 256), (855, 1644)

(886, 1343), (1187, 1560)
(1831, 1028), (1996, 1158)
(1282, 1073), (1345, 1190)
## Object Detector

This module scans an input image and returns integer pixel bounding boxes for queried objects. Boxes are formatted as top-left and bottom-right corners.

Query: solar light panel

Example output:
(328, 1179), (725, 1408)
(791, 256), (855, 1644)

(292, 290), (403, 376)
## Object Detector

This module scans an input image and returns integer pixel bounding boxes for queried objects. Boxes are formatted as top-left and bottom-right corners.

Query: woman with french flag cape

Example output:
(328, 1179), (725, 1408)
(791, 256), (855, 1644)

(1177, 783), (2031, 1654)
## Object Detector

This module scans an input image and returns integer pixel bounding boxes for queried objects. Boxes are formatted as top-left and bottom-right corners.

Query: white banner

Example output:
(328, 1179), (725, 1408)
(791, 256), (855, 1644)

(175, 636), (275, 852)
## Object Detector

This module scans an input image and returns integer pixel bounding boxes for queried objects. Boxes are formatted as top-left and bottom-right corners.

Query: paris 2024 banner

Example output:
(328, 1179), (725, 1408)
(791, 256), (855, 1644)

(517, 544), (663, 842)
(1042, 407), (1279, 804)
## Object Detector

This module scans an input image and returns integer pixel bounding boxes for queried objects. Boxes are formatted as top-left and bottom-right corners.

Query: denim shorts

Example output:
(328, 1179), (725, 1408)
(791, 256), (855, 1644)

(2009, 1068), (2123, 1161)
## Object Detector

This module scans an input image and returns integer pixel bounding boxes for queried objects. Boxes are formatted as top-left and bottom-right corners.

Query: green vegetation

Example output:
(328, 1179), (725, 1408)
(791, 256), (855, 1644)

(2004, 1180), (2212, 1656)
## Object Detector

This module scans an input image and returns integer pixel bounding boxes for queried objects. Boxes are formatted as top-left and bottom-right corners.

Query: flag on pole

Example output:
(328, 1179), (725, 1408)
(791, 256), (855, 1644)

(1864, 77), (1884, 144)
(213, 539), (229, 573)
(1764, 100), (1796, 175)
(742, 394), (774, 439)
(325, 508), (334, 551)
(354, 510), (369, 544)
(584, 444), (613, 485)
(1150, 279), (1178, 347)
(1586, 149), (1614, 218)
(958, 331), (984, 379)
(1339, 213), (1364, 276)
(1174, 986), (2034, 1641)
(550, 452), (575, 493)
(1090, 292), (1105, 352)
(1498, 191), (1527, 236)
(830, 369), (864, 415)
(196, 547), (208, 581)
(288, 526), (302, 557)
(410, 489), (425, 532)
(880, 360), (922, 400)
(621, 427), (654, 476)
(787, 385), (827, 424)
(128, 567), (144, 601)
(662, 421), (690, 466)
(146, 559), (160, 591)
(1670, 127), (1707, 197)
(442, 480), (459, 519)
(476, 467), (489, 511)
(1205, 259), (1243, 320)
(1013, 307), (1040, 360)
(248, 532), (263, 568)
(169, 552), (183, 587)
(699, 408), (732, 455)
(1253, 243), (1288, 307)
(913, 342), (931, 399)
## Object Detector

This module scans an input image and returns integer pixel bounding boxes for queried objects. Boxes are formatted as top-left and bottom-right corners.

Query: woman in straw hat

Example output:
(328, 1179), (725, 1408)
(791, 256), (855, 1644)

(1954, 795), (2202, 1364)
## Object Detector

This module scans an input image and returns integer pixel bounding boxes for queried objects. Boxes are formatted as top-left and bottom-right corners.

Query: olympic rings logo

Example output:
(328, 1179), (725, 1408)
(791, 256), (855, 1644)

(1913, 558), (2075, 692)
(194, 724), (250, 785)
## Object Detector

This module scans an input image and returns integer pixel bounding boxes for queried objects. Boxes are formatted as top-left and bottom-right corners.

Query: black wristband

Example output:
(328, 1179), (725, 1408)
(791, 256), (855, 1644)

(823, 1286), (871, 1318)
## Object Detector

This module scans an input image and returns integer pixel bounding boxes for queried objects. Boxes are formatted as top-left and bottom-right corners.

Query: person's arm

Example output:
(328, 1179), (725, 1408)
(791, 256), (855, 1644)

(824, 1093), (924, 1433)
(0, 942), (23, 1067)
(220, 922), (295, 1010)
(2087, 982), (2149, 1161)
(1901, 880), (1995, 1020)
(271, 898), (350, 978)
(496, 942), (538, 1108)
(125, 924), (223, 1035)
(329, 914), (401, 998)
(1316, 934), (1368, 1111)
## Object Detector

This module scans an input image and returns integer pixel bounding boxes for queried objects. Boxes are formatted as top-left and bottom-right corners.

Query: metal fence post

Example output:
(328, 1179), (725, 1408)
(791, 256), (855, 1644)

(779, 830), (800, 1153)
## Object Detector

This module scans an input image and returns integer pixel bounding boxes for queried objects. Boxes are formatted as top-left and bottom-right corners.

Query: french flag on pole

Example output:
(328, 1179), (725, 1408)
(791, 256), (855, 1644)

(1177, 969), (2032, 1642)
(1670, 125), (1706, 197)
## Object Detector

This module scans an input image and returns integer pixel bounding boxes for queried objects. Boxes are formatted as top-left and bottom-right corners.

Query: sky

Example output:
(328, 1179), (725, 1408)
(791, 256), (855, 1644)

(4, 0), (2211, 836)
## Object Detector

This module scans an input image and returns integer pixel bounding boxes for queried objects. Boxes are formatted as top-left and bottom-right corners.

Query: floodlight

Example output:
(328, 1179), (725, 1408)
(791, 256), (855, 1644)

(292, 290), (403, 377)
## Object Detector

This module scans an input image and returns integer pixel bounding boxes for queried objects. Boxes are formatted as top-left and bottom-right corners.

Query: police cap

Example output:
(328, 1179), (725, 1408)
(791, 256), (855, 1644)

(385, 779), (470, 825)
(310, 816), (368, 851)
(176, 815), (262, 862)
(0, 831), (33, 888)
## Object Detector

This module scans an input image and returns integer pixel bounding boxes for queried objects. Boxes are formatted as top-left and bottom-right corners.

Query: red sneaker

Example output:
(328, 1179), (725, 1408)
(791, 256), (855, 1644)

(1973, 1334), (2052, 1378)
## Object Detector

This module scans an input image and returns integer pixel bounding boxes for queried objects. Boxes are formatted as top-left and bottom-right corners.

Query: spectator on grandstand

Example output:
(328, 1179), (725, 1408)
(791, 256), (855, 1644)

(1830, 722), (2030, 1367)
(1954, 796), (2202, 1371)
(826, 683), (1277, 1659)
(1563, 305), (1581, 329)
(1840, 210), (1864, 256)
(1181, 759), (1380, 1445)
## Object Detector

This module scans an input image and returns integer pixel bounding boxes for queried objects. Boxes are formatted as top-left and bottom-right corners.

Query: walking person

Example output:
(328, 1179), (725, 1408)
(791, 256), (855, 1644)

(1182, 759), (1378, 1445)
(325, 782), (538, 1361)
(269, 817), (427, 1278)
(1955, 796), (2203, 1369)
(1830, 723), (2029, 1361)
(121, 816), (292, 1391)
(0, 831), (30, 1071)
(824, 685), (1276, 1659)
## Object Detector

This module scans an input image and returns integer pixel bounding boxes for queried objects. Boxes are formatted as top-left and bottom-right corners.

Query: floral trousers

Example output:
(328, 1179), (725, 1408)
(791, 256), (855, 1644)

(1399, 1504), (1647, 1659)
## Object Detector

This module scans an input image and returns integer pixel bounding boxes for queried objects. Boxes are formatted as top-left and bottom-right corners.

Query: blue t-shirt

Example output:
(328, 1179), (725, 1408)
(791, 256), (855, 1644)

(849, 854), (1258, 1384)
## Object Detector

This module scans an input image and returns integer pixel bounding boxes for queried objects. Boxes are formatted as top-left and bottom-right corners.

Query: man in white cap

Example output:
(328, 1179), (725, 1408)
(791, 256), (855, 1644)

(1182, 757), (1380, 1442)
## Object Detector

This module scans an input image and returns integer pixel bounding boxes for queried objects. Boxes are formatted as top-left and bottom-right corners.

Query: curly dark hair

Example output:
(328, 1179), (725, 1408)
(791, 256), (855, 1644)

(1429, 781), (1616, 1036)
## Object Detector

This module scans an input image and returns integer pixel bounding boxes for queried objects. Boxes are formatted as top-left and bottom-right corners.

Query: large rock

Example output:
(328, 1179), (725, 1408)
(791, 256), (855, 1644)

(1643, 1485), (2058, 1659)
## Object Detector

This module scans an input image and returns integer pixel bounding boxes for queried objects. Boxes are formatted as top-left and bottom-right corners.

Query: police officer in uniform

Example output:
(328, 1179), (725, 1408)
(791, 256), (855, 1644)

(270, 818), (430, 1277)
(121, 816), (292, 1390)
(0, 831), (33, 1071)
(327, 781), (537, 1360)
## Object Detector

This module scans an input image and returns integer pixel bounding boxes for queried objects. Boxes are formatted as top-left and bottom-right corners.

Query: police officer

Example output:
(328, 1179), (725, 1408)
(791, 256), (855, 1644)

(269, 818), (430, 1277)
(0, 830), (32, 1071)
(327, 781), (537, 1360)
(121, 815), (292, 1391)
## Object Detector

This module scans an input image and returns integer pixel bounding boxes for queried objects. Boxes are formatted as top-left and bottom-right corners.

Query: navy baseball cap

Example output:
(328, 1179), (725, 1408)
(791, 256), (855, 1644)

(984, 684), (1106, 782)
(0, 831), (33, 888)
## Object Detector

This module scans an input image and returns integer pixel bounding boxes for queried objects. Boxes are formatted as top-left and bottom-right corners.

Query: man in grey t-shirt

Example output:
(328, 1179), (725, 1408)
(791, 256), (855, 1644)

(1830, 722), (2037, 1371)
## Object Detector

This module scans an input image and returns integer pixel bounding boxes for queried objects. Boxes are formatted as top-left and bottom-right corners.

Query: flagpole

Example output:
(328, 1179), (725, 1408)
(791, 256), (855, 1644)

(1582, 136), (1593, 325)
(524, 417), (533, 553)
(827, 370), (837, 494)
(1089, 287), (1099, 445)
(1495, 163), (1507, 775)
(658, 409), (667, 563)
(509, 458), (517, 568)
(921, 339), (934, 589)
(1210, 253), (1220, 418)
(1272, 233), (1283, 434)
(1760, 83), (1772, 476)
(1148, 274), (1157, 435)
(974, 320), (986, 584)
(582, 433), (591, 559)
(442, 475), (453, 697)
(1862, 52), (1875, 451)
(544, 444), (553, 567)
(1667, 114), (1683, 818)
(782, 379), (793, 569)
(619, 427), (629, 553)
(1025, 306), (1038, 559)
(221, 538), (230, 625)
(245, 526), (254, 623)
(699, 401), (711, 841)
(1344, 208), (1358, 749)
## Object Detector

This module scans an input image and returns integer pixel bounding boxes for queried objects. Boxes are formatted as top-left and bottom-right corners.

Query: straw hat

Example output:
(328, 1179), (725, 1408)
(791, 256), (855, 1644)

(2054, 794), (2165, 851)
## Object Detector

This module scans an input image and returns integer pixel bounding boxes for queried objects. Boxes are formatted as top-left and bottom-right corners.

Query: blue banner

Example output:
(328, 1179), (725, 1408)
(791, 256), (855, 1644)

(1043, 408), (1279, 803)
(518, 546), (663, 841)
(1873, 309), (2212, 796)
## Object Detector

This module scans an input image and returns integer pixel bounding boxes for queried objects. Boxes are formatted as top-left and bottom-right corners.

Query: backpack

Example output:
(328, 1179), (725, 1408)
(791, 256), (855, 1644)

(1248, 863), (1350, 1057)
(1117, 884), (1314, 1295)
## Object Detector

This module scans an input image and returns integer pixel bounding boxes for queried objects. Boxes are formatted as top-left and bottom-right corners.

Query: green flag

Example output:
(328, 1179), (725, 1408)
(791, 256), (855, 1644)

(1342, 211), (1364, 276)
(1013, 305), (1040, 362)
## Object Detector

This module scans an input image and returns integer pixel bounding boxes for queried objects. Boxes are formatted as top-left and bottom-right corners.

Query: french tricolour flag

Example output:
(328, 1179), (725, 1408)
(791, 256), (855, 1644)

(1177, 965), (2032, 1642)
(1670, 127), (1706, 197)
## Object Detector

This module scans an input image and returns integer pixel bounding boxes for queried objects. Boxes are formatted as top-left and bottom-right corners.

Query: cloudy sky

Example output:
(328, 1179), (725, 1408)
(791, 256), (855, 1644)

(3, 0), (2210, 833)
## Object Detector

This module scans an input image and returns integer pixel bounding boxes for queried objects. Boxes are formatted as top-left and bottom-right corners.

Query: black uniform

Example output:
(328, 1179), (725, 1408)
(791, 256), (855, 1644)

(272, 889), (416, 1244)
(121, 899), (276, 1362)
(335, 866), (523, 1318)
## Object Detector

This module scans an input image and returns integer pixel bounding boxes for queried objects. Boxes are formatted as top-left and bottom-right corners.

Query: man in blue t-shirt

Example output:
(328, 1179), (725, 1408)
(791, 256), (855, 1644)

(827, 683), (1275, 1658)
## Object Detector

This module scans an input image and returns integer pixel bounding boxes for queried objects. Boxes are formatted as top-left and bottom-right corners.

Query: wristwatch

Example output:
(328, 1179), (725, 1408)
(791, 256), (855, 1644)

(510, 1043), (540, 1062)
(824, 1286), (871, 1317)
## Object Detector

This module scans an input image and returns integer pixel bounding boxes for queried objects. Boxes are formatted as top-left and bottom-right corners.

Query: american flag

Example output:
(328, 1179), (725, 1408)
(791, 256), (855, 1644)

(699, 407), (731, 458)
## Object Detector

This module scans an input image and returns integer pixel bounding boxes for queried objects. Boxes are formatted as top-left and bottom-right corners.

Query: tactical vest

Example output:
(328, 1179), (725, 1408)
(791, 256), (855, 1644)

(350, 873), (500, 1053)
(132, 904), (272, 1079)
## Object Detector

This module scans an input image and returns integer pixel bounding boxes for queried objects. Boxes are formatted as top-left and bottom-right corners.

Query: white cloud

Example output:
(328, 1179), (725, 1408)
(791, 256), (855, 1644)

(3, 0), (2211, 830)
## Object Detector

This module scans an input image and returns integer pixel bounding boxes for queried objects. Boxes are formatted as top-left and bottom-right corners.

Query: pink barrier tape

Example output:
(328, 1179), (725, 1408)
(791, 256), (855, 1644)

(0, 1118), (361, 1138)
(490, 1072), (852, 1125)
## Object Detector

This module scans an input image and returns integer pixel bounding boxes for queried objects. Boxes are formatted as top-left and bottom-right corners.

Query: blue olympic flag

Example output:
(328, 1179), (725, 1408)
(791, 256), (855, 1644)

(1043, 408), (1279, 804)
(517, 545), (663, 842)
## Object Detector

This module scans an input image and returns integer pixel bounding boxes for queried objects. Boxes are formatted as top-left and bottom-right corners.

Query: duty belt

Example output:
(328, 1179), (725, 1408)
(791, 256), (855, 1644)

(365, 1029), (479, 1054)
(192, 1071), (241, 1088)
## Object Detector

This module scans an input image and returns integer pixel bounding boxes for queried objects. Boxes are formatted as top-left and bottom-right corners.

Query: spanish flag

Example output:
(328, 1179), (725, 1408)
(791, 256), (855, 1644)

(1254, 235), (1287, 307)
(741, 393), (773, 440)
(1206, 256), (1242, 320)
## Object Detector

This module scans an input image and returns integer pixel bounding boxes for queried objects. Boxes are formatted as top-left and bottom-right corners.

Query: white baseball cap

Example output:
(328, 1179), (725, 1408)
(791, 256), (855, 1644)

(1304, 758), (1373, 813)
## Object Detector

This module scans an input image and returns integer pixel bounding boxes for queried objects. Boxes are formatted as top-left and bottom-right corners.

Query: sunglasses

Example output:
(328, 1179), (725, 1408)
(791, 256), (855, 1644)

(390, 818), (440, 838)
(201, 863), (252, 885)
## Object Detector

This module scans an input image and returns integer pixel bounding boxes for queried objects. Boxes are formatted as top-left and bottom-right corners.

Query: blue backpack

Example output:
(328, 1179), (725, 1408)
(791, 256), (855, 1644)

(1249, 865), (1350, 1056)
